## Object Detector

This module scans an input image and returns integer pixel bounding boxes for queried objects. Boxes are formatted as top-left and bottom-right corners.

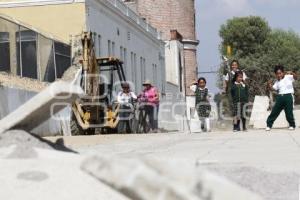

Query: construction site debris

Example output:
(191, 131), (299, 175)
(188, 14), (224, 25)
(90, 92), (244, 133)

(0, 81), (83, 134)
(0, 130), (75, 159)
(0, 72), (48, 92)
(60, 65), (81, 82)
(81, 155), (264, 200)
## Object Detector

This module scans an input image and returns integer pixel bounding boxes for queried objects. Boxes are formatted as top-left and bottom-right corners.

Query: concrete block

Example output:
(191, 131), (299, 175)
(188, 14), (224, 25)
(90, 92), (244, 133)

(250, 96), (300, 128)
(0, 81), (83, 133)
(81, 155), (264, 200)
(249, 96), (269, 126)
(254, 110), (300, 129)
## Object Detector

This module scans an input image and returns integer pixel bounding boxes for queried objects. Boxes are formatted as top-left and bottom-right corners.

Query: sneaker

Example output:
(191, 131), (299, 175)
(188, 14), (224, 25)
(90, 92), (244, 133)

(266, 127), (271, 131)
(288, 127), (295, 131)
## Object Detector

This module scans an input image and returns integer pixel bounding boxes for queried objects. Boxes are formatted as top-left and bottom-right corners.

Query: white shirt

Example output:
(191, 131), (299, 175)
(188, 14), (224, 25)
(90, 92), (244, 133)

(117, 91), (137, 104)
(224, 70), (248, 81)
(273, 75), (295, 94)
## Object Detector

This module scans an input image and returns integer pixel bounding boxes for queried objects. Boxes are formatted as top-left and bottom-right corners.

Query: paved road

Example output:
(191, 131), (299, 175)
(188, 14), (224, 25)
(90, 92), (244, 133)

(47, 129), (300, 200)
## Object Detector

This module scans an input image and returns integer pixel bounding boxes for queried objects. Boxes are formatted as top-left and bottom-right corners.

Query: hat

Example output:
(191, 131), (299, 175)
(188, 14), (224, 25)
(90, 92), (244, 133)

(142, 80), (152, 86)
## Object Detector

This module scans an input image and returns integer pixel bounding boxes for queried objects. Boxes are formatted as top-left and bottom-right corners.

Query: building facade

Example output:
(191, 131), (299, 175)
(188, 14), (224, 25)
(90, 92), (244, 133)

(123, 0), (199, 96)
(0, 0), (190, 132)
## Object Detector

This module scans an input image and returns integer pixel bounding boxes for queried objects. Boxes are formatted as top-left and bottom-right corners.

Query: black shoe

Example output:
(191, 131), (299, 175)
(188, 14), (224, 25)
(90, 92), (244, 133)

(233, 124), (240, 132)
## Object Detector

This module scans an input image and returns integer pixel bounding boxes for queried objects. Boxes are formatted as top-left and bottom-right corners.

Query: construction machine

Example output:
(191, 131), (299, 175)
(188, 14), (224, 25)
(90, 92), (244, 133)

(71, 32), (127, 135)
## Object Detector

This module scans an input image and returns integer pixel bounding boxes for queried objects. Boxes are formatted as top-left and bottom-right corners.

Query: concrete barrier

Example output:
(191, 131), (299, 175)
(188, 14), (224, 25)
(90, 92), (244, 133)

(0, 82), (83, 135)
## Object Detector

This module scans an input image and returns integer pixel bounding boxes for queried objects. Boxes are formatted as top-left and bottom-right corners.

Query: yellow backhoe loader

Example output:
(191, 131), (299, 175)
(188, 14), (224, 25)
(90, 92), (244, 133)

(71, 32), (127, 135)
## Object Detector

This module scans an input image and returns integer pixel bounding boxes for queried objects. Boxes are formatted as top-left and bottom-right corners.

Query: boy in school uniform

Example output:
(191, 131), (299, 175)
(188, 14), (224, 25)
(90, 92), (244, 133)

(266, 65), (297, 131)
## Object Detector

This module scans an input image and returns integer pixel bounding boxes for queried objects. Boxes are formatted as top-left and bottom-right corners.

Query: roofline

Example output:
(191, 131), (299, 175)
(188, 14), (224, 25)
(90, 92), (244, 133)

(0, 0), (84, 8)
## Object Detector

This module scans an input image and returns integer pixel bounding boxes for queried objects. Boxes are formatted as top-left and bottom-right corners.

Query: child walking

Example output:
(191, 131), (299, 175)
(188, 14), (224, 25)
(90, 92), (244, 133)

(231, 71), (249, 132)
(266, 65), (297, 131)
(190, 78), (211, 132)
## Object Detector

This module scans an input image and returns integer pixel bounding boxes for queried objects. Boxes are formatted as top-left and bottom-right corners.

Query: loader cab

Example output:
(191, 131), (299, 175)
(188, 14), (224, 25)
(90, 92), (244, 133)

(97, 57), (126, 105)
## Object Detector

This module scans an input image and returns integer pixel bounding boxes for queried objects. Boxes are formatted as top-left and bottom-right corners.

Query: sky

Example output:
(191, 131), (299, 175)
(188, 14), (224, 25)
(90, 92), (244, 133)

(195, 0), (300, 93)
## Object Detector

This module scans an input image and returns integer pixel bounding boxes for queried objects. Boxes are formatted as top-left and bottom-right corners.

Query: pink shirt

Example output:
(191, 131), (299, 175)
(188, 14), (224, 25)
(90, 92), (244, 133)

(142, 87), (159, 105)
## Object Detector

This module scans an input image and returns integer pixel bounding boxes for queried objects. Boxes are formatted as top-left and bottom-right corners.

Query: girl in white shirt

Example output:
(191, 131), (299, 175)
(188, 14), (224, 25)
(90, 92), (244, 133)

(266, 65), (297, 131)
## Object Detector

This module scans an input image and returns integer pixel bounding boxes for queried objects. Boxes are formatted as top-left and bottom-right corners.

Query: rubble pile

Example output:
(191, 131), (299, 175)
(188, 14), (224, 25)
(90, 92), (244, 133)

(60, 65), (81, 82)
(0, 72), (48, 92)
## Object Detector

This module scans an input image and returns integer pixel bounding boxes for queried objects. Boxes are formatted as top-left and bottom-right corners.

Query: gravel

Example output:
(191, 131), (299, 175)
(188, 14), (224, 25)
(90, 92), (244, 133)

(0, 72), (48, 92)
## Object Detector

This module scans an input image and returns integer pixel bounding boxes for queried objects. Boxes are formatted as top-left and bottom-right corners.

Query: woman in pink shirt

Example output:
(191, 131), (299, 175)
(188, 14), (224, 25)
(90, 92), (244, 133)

(139, 80), (160, 132)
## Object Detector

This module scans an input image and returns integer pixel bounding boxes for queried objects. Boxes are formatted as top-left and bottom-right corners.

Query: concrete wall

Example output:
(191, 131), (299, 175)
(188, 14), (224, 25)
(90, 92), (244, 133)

(0, 86), (70, 136)
(164, 40), (183, 87)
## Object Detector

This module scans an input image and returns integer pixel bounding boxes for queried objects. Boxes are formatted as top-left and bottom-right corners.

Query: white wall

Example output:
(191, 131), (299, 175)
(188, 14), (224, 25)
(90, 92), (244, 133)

(86, 0), (165, 95)
(165, 40), (184, 87)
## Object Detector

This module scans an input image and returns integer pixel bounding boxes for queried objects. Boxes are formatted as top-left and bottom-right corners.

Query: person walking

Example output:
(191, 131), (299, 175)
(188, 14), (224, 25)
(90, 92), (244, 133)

(139, 80), (160, 133)
(190, 77), (212, 132)
(266, 65), (297, 131)
(231, 71), (249, 132)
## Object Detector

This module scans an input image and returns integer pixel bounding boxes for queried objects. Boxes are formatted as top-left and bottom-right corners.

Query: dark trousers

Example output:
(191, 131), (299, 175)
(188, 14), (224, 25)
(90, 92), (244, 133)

(233, 102), (247, 130)
(145, 104), (159, 130)
(118, 104), (134, 133)
(267, 94), (295, 128)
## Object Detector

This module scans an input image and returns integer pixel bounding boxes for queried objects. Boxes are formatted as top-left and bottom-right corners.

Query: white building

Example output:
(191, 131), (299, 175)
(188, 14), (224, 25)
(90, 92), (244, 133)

(0, 0), (189, 133)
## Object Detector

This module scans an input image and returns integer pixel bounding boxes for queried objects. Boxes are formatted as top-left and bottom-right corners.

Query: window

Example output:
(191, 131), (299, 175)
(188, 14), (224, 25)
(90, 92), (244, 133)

(108, 40), (111, 56)
(98, 35), (101, 57)
(152, 64), (157, 85)
(123, 48), (127, 77)
(112, 41), (115, 56)
(93, 32), (97, 54)
(54, 42), (71, 78)
(133, 53), (137, 90)
(140, 57), (146, 83)
(43, 43), (55, 82)
(16, 30), (37, 79)
(131, 52), (137, 86)
(120, 46), (123, 61)
(0, 32), (10, 72)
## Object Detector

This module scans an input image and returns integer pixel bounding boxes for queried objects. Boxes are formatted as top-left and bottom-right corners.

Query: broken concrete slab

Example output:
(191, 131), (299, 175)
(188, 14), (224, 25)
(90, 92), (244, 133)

(81, 155), (264, 200)
(0, 81), (83, 134)
(0, 130), (76, 158)
(0, 149), (129, 200)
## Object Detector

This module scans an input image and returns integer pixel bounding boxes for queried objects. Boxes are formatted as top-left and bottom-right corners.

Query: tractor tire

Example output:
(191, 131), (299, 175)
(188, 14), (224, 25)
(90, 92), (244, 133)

(70, 113), (95, 136)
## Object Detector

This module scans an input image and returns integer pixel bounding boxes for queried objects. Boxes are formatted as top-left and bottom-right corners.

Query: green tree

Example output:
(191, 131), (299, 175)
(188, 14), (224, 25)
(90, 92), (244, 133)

(219, 16), (271, 57)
